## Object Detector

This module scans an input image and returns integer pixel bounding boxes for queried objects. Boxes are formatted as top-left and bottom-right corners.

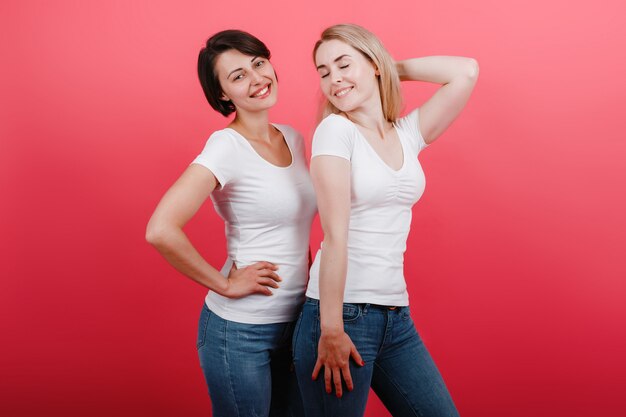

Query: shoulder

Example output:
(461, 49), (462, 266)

(273, 123), (307, 159)
(312, 114), (357, 160)
(395, 108), (427, 152)
(313, 114), (357, 144)
(273, 123), (303, 142)
(206, 128), (239, 144)
(315, 113), (355, 135)
(194, 129), (244, 169)
(394, 109), (420, 133)
(199, 128), (241, 152)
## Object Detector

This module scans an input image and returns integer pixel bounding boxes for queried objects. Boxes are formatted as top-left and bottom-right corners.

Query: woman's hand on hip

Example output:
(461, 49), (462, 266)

(312, 328), (364, 397)
(223, 261), (281, 298)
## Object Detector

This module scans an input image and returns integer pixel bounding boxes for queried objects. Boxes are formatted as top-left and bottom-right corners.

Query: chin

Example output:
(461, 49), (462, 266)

(265, 95), (279, 108)
(251, 96), (278, 112)
(330, 101), (356, 113)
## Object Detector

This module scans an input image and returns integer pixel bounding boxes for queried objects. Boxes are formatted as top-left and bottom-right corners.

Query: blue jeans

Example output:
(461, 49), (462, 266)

(197, 303), (304, 417)
(292, 298), (459, 417)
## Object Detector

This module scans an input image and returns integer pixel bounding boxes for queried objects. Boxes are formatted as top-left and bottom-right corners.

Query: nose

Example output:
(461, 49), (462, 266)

(250, 69), (264, 85)
(331, 70), (342, 83)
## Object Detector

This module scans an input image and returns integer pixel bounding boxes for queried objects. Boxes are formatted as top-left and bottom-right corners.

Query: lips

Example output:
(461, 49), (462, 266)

(333, 86), (353, 98)
(251, 83), (271, 98)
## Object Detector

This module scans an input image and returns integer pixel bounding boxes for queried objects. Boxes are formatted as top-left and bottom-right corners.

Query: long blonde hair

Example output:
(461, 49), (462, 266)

(313, 24), (402, 123)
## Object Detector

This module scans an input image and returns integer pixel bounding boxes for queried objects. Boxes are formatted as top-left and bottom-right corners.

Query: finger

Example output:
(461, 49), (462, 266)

(324, 366), (332, 394)
(256, 285), (273, 296)
(342, 364), (354, 392)
(350, 343), (365, 367)
(257, 277), (280, 289)
(332, 367), (343, 397)
(312, 358), (322, 381)
(253, 261), (278, 271)
(258, 269), (282, 281)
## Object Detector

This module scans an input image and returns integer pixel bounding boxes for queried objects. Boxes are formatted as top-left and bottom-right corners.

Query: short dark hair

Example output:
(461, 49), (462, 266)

(197, 30), (271, 117)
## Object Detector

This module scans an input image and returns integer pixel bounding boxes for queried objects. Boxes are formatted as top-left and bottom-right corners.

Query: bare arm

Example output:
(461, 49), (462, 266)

(146, 164), (280, 298)
(310, 155), (363, 397)
(396, 56), (479, 144)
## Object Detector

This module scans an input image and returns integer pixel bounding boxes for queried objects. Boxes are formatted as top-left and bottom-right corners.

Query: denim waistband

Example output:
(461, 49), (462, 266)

(305, 296), (402, 310)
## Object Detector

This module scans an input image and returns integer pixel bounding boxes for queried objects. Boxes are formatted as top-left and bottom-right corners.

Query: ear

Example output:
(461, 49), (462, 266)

(375, 67), (380, 76)
(220, 93), (230, 102)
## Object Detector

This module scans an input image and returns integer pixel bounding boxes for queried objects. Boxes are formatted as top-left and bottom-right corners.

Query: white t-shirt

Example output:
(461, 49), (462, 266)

(192, 124), (317, 324)
(308, 109), (428, 306)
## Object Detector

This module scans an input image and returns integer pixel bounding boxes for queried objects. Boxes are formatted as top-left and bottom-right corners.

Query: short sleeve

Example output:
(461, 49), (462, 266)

(311, 115), (355, 161)
(395, 108), (428, 155)
(191, 131), (239, 187)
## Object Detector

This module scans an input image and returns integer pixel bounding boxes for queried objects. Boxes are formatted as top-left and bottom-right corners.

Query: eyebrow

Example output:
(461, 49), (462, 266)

(227, 56), (260, 79)
(316, 54), (351, 70)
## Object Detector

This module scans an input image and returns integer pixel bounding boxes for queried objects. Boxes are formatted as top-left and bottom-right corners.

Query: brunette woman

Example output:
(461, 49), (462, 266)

(147, 30), (315, 417)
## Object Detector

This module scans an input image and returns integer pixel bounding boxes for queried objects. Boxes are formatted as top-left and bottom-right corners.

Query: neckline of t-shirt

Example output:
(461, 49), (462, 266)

(225, 124), (295, 169)
(329, 114), (406, 174)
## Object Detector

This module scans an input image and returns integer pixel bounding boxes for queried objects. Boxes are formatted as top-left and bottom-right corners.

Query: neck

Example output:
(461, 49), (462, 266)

(229, 109), (272, 142)
(343, 88), (390, 136)
(345, 110), (391, 138)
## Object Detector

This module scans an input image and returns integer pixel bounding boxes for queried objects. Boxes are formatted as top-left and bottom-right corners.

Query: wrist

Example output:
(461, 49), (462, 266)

(213, 274), (230, 297)
(319, 295), (345, 333)
(321, 320), (344, 334)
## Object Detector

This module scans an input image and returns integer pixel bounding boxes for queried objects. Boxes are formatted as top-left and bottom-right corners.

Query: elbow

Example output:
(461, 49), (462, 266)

(145, 225), (161, 247)
(320, 231), (348, 248)
(466, 58), (479, 81)
(145, 221), (169, 248)
(447, 58), (479, 86)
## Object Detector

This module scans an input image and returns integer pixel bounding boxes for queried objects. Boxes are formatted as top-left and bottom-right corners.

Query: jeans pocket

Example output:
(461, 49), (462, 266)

(196, 304), (211, 350)
(342, 303), (361, 323)
(400, 306), (411, 321)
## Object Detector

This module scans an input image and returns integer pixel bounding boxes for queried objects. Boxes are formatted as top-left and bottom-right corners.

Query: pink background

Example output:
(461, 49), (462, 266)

(2, 1), (626, 416)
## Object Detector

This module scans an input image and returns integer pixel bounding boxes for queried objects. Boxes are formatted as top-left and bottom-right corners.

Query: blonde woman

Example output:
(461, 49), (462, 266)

(292, 24), (478, 416)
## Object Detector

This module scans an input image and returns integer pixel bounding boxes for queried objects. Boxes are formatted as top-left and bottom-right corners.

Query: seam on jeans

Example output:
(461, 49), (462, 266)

(313, 304), (320, 350)
(223, 320), (242, 417)
(197, 305), (210, 350)
(373, 361), (423, 417)
(378, 310), (394, 357)
(292, 313), (303, 361)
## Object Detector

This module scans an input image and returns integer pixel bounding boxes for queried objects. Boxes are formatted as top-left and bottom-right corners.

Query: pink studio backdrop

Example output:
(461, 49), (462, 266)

(2, 1), (625, 416)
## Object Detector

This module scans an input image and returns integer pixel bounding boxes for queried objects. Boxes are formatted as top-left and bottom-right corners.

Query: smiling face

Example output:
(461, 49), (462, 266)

(314, 39), (380, 114)
(215, 49), (278, 114)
